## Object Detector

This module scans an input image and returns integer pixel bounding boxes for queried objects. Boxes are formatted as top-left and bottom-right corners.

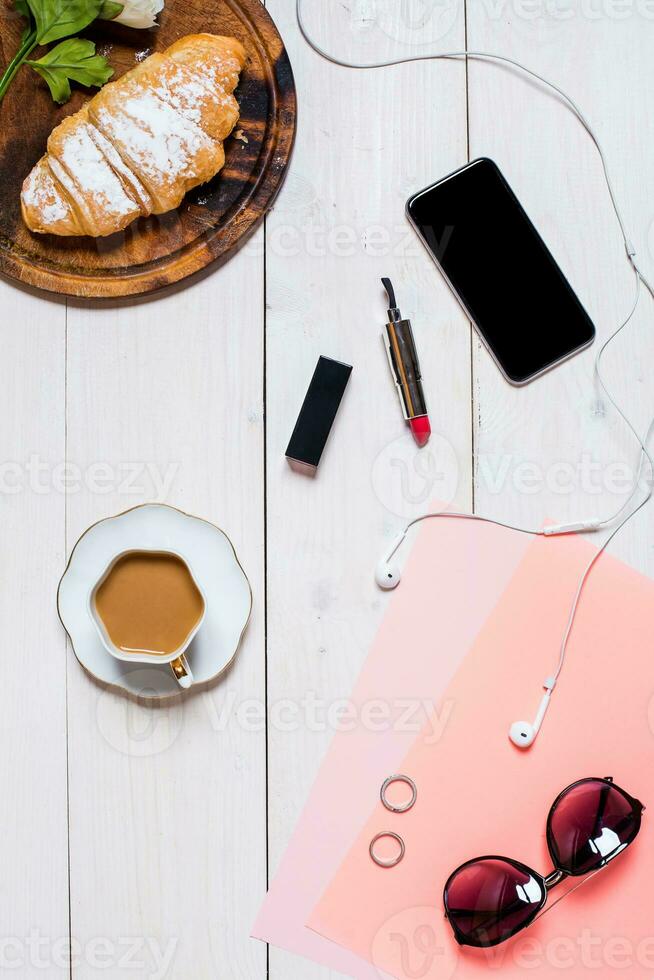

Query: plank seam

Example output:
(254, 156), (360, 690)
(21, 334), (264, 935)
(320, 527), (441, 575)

(64, 297), (73, 980)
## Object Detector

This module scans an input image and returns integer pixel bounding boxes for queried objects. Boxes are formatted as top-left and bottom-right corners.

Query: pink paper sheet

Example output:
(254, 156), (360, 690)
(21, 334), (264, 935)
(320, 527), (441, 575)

(254, 517), (532, 975)
(310, 533), (654, 979)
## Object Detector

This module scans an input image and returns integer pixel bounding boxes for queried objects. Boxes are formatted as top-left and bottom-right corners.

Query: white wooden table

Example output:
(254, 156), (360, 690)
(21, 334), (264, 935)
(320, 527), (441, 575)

(2, 2), (653, 976)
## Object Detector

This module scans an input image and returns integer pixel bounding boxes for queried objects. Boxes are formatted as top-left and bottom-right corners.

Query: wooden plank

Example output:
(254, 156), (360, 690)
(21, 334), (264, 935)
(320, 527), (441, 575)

(468, 8), (654, 577)
(264, 2), (471, 976)
(65, 237), (267, 977)
(0, 283), (68, 976)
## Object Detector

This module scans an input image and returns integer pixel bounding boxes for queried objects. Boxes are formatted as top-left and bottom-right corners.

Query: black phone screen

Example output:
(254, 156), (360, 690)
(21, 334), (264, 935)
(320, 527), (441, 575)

(407, 158), (595, 384)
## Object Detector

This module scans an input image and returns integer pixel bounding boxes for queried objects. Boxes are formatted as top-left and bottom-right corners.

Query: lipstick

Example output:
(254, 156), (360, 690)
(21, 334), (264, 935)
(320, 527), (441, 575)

(381, 277), (431, 448)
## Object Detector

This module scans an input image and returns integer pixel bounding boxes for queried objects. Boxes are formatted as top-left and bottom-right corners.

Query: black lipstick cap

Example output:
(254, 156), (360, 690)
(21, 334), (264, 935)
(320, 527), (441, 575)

(286, 356), (353, 473)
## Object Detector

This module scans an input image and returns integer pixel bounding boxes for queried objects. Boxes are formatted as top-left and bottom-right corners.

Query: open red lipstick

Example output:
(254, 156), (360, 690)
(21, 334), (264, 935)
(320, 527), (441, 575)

(409, 414), (431, 447)
(382, 277), (431, 448)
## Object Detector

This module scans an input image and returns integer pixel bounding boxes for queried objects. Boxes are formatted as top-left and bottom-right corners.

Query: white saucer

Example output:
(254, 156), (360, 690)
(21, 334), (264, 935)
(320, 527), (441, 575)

(58, 504), (252, 699)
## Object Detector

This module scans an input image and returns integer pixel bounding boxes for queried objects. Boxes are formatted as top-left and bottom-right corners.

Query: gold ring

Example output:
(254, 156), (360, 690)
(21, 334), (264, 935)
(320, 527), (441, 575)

(380, 774), (417, 813)
(369, 832), (406, 869)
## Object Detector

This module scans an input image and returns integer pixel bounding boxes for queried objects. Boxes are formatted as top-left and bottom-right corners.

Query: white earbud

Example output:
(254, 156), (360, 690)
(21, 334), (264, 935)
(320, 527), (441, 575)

(374, 531), (407, 590)
(509, 679), (555, 749)
(375, 560), (401, 590)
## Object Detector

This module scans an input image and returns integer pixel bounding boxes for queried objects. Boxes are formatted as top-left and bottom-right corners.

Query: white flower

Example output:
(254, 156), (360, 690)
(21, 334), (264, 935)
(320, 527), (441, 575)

(112, 0), (165, 29)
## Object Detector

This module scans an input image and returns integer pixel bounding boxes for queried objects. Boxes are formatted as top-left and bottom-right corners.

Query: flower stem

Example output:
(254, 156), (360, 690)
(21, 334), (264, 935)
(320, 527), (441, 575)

(0, 32), (39, 103)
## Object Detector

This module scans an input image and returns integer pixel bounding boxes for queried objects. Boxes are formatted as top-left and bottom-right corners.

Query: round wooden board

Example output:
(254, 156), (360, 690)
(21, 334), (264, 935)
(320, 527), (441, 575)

(0, 0), (296, 298)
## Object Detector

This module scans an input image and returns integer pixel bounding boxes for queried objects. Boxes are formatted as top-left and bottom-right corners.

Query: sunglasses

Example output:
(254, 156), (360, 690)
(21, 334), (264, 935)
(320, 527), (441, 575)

(443, 777), (644, 948)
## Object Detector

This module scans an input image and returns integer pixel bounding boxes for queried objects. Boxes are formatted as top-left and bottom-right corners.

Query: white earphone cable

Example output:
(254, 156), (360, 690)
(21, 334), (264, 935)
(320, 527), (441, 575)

(553, 490), (652, 683)
(296, 0), (654, 689)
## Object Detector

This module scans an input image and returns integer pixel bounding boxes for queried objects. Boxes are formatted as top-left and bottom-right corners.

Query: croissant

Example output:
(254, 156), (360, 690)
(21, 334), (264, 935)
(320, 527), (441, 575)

(21, 34), (246, 238)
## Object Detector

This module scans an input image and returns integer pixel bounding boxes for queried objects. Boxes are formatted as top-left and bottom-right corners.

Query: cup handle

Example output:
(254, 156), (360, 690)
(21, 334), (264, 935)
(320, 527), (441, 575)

(170, 654), (193, 689)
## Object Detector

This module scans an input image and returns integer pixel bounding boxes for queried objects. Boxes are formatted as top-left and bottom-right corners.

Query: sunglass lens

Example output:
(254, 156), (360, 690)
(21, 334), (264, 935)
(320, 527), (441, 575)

(444, 858), (546, 947)
(548, 778), (643, 877)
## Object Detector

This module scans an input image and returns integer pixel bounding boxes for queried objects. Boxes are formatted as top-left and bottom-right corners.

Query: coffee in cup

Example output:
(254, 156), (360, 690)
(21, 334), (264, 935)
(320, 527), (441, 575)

(90, 550), (205, 688)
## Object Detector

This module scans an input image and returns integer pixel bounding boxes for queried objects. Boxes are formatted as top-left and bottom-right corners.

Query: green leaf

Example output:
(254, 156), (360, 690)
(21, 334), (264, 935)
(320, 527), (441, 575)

(26, 0), (104, 45)
(14, 0), (35, 40)
(99, 1), (124, 19)
(27, 37), (113, 103)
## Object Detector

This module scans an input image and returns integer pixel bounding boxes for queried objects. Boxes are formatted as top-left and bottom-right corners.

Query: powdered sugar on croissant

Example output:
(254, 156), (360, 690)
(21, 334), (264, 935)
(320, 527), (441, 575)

(21, 34), (246, 238)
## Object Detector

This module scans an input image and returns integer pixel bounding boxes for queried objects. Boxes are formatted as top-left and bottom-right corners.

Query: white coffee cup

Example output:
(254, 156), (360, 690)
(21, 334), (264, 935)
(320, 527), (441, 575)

(88, 548), (206, 689)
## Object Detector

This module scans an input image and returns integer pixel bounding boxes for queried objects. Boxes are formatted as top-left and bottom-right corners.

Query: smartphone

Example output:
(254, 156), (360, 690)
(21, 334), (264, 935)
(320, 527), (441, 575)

(406, 158), (596, 385)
